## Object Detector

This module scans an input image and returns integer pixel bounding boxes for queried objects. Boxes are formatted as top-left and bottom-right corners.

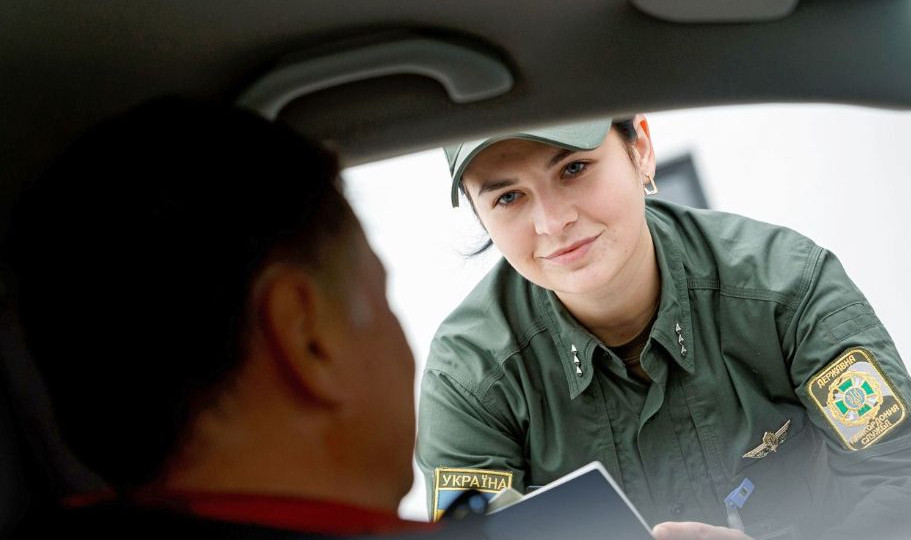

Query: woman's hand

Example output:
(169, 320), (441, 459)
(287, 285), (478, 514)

(652, 522), (754, 540)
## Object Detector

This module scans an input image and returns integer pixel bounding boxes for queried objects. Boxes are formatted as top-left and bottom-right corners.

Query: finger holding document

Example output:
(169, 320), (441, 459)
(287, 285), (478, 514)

(652, 521), (754, 540)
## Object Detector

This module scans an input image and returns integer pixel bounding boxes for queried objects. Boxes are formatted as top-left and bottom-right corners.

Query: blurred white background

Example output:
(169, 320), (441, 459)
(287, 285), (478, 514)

(342, 103), (911, 521)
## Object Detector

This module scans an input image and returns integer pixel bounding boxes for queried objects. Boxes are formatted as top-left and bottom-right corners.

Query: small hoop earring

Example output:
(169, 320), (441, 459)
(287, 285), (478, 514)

(643, 174), (658, 196)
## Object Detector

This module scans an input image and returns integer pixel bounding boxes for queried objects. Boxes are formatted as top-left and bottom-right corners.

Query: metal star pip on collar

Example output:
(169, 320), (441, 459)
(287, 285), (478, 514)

(742, 419), (791, 459)
(571, 344), (582, 377)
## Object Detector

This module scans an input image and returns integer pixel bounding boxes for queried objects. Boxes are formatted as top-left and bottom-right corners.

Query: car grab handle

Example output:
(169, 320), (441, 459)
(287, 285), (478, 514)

(237, 37), (514, 119)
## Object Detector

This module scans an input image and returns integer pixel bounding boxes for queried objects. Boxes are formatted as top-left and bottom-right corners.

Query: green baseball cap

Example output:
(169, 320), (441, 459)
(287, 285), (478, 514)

(444, 118), (612, 207)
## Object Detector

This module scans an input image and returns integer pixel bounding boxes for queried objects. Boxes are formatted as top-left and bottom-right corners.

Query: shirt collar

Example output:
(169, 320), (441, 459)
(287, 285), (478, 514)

(67, 489), (436, 536)
(647, 205), (696, 375)
(535, 205), (695, 400)
(534, 285), (599, 399)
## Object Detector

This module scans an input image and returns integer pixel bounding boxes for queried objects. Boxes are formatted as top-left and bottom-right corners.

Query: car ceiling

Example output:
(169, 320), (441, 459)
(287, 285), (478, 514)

(1, 0), (909, 226)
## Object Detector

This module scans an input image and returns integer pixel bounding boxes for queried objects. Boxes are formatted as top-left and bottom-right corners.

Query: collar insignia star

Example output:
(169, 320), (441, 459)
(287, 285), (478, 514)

(571, 344), (583, 376)
(742, 419), (791, 459)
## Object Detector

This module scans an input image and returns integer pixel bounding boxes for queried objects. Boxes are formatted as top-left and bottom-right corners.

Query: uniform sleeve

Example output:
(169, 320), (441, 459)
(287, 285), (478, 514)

(785, 247), (911, 539)
(416, 364), (527, 521)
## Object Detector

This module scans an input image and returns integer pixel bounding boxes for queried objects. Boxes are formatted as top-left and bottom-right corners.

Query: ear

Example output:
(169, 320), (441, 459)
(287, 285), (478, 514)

(631, 114), (657, 180)
(253, 264), (346, 406)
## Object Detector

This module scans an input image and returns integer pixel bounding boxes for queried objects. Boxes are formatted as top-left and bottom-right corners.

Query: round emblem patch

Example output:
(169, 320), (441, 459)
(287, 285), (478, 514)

(827, 370), (882, 427)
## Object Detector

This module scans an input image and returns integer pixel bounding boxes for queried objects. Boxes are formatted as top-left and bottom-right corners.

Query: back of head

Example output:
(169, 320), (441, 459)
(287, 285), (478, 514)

(5, 98), (346, 490)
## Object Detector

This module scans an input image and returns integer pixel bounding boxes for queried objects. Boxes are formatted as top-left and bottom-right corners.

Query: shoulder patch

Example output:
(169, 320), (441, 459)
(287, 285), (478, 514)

(808, 347), (907, 450)
(432, 467), (512, 521)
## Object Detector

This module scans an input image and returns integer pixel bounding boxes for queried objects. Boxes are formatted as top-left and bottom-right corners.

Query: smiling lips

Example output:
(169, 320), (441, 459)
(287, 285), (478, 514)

(542, 233), (601, 265)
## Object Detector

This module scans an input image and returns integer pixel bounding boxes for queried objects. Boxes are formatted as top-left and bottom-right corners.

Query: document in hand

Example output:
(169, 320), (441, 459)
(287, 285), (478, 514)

(482, 461), (654, 539)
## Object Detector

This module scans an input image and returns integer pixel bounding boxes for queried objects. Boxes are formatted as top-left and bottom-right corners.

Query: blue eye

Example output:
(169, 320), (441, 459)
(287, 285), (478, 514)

(563, 161), (586, 176)
(496, 191), (521, 206)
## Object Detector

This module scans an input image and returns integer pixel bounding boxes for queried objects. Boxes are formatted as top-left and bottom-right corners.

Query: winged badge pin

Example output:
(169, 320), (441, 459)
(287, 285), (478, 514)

(742, 419), (791, 459)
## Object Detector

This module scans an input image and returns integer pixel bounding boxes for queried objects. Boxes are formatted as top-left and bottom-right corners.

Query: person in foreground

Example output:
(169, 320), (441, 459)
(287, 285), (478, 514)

(416, 115), (911, 539)
(5, 98), (433, 538)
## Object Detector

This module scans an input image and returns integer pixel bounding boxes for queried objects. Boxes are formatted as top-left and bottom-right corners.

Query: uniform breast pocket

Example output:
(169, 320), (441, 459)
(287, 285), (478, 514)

(732, 415), (826, 533)
(733, 407), (808, 476)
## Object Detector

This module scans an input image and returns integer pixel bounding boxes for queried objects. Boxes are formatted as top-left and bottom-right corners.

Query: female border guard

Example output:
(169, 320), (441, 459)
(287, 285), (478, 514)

(416, 115), (911, 540)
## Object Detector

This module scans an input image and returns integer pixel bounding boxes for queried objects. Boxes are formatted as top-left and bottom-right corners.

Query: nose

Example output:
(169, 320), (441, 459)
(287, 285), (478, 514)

(532, 193), (577, 235)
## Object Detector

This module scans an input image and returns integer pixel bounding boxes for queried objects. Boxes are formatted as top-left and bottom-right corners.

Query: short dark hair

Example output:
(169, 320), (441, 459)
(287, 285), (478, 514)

(5, 98), (348, 489)
(611, 118), (637, 143)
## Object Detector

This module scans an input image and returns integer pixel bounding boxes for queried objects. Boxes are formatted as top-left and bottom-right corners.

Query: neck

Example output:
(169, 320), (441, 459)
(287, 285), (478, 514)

(159, 355), (404, 513)
(556, 225), (660, 347)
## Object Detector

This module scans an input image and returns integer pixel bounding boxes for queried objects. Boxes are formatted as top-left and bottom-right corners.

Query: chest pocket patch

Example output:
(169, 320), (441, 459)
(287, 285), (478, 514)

(808, 347), (907, 450)
(432, 467), (512, 521)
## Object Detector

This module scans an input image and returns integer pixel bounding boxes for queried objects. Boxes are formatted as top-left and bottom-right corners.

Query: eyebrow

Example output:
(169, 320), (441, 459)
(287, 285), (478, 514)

(547, 149), (574, 169)
(474, 149), (577, 199)
(476, 178), (516, 199)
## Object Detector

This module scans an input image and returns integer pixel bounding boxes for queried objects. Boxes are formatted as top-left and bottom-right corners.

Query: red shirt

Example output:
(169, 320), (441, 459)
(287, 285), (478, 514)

(66, 490), (438, 536)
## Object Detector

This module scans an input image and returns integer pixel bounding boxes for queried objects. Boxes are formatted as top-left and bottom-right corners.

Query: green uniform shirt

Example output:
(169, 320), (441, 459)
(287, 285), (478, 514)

(417, 199), (911, 539)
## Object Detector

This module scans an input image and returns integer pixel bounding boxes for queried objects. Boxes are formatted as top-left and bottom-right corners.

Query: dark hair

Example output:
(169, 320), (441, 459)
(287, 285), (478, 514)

(612, 118), (637, 144)
(465, 118), (637, 256)
(4, 98), (348, 489)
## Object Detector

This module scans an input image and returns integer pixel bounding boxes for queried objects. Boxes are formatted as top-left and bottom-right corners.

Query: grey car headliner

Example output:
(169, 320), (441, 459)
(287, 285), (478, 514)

(1, 0), (908, 225)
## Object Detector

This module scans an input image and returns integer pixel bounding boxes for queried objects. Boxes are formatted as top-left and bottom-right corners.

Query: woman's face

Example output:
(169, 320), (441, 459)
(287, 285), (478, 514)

(462, 119), (656, 297)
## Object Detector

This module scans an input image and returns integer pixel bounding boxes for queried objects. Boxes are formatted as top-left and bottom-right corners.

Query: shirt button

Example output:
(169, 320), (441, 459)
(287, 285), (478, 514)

(670, 503), (684, 516)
